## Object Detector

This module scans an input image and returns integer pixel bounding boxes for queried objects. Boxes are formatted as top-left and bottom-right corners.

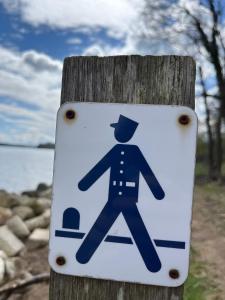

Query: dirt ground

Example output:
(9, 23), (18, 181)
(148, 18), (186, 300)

(2, 183), (225, 300)
(191, 184), (225, 299)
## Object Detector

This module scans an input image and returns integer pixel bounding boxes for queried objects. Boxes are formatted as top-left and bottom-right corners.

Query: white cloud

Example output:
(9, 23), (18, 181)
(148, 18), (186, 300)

(0, 46), (62, 145)
(0, 0), (143, 38)
(82, 32), (139, 56)
(0, 47), (62, 107)
(67, 37), (82, 45)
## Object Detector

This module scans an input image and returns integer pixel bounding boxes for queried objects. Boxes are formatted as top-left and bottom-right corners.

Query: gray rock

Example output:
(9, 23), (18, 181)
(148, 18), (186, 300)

(5, 257), (21, 279)
(12, 206), (34, 220)
(27, 228), (49, 249)
(25, 209), (51, 231)
(43, 208), (51, 218)
(0, 257), (5, 284)
(0, 250), (7, 260)
(36, 183), (49, 193)
(0, 190), (19, 208)
(4, 259), (15, 279)
(0, 207), (12, 225)
(17, 196), (37, 207)
(0, 226), (24, 256)
(21, 190), (38, 197)
(39, 187), (52, 199)
(6, 216), (30, 239)
(32, 198), (51, 215)
(21, 183), (49, 198)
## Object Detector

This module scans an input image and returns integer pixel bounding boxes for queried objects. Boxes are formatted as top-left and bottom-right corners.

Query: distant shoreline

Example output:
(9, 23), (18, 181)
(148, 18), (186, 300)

(0, 143), (55, 149)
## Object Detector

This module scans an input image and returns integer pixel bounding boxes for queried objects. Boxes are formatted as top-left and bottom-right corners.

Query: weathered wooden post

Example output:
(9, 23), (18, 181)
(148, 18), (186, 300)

(49, 55), (196, 300)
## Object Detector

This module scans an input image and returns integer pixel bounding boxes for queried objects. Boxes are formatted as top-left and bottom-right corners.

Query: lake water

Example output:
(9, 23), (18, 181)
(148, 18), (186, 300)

(0, 146), (54, 193)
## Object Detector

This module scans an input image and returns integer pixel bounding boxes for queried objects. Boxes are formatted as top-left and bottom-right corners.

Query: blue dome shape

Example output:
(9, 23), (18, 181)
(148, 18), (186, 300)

(63, 207), (80, 230)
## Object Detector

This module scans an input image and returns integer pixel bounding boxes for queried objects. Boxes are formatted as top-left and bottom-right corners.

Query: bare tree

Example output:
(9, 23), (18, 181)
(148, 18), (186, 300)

(199, 66), (216, 179)
(143, 0), (225, 180)
(183, 0), (225, 180)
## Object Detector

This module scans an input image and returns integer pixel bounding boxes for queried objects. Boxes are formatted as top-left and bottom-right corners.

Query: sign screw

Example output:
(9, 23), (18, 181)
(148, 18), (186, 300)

(178, 114), (190, 125)
(65, 109), (76, 120)
(169, 269), (179, 279)
(56, 256), (66, 266)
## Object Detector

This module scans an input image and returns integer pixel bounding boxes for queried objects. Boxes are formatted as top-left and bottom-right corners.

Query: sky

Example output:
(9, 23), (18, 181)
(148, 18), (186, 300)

(0, 0), (211, 145)
(0, 0), (148, 145)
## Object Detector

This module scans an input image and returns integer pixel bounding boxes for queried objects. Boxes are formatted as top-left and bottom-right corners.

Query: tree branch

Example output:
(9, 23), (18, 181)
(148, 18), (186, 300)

(204, 93), (221, 100)
(199, 65), (216, 179)
(0, 273), (50, 300)
(218, 31), (225, 63)
(184, 7), (212, 53)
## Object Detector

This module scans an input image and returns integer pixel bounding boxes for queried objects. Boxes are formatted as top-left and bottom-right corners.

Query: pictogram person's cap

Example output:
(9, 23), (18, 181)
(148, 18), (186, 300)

(110, 115), (138, 131)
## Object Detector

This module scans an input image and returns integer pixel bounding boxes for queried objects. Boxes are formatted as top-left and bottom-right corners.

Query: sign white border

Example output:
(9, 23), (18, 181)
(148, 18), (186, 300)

(49, 102), (197, 287)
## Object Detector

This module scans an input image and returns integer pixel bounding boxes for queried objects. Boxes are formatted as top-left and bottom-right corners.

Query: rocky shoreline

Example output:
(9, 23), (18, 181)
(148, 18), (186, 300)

(0, 183), (52, 287)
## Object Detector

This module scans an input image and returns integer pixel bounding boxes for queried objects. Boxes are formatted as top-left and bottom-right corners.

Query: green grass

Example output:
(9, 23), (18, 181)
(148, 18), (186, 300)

(195, 162), (208, 178)
(195, 161), (225, 179)
(195, 136), (225, 179)
(184, 250), (217, 300)
(184, 262), (209, 300)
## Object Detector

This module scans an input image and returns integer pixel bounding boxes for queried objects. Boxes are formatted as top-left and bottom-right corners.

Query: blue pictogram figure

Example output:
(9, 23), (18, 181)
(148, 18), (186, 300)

(76, 115), (165, 272)
(63, 208), (80, 230)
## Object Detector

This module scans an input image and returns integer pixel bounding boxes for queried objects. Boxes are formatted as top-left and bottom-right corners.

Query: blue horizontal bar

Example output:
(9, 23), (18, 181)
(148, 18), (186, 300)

(55, 230), (185, 249)
(154, 240), (185, 249)
(105, 235), (133, 244)
(55, 230), (85, 239)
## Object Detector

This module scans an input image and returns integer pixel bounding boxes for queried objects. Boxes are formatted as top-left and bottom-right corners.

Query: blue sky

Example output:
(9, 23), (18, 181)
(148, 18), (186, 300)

(0, 0), (143, 145)
(0, 0), (216, 144)
(0, 4), (125, 60)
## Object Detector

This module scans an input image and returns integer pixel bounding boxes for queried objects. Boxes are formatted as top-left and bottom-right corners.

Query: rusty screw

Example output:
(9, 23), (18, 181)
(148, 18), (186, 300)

(65, 109), (76, 120)
(178, 114), (190, 125)
(56, 256), (66, 266)
(169, 269), (180, 279)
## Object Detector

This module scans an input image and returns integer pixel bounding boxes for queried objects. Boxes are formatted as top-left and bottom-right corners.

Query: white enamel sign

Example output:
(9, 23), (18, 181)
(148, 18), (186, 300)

(49, 102), (197, 287)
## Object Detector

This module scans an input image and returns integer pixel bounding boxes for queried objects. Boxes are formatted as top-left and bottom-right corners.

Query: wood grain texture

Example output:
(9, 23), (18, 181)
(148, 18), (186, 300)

(49, 55), (196, 300)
